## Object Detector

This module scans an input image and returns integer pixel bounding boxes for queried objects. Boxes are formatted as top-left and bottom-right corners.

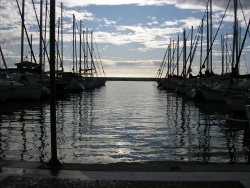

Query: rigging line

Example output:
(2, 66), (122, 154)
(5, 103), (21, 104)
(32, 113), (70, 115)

(31, 0), (50, 63)
(170, 44), (177, 76)
(156, 47), (168, 78)
(93, 50), (101, 77)
(0, 45), (12, 78)
(239, 0), (250, 38)
(94, 37), (106, 77)
(199, 0), (231, 75)
(161, 45), (169, 78)
(187, 24), (203, 71)
(15, 0), (38, 65)
(86, 40), (98, 75)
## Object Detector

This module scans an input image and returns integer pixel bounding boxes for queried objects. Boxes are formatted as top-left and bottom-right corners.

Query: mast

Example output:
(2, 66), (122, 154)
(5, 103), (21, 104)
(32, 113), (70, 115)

(57, 17), (60, 71)
(210, 0), (213, 73)
(61, 3), (63, 71)
(225, 34), (228, 73)
(75, 17), (78, 74)
(79, 20), (82, 76)
(44, 0), (48, 72)
(73, 14), (75, 73)
(221, 35), (225, 74)
(86, 28), (89, 74)
(200, 19), (204, 74)
(189, 26), (193, 75)
(91, 31), (94, 76)
(171, 39), (175, 76)
(166, 45), (170, 77)
(206, 6), (210, 74)
(30, 34), (33, 62)
(21, 0), (25, 68)
(177, 35), (179, 76)
(168, 39), (172, 76)
(83, 30), (86, 74)
(233, 0), (239, 74)
(48, 0), (61, 167)
(16, 0), (37, 65)
(236, 19), (250, 69)
(183, 29), (187, 78)
(39, 0), (43, 74)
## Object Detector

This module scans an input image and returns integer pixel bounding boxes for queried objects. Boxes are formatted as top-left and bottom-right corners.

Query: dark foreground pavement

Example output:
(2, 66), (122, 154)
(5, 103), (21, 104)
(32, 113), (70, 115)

(0, 161), (249, 187)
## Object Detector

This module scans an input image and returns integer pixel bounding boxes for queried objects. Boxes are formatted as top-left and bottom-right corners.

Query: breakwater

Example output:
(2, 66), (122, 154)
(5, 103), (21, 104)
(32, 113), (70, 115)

(104, 77), (159, 81)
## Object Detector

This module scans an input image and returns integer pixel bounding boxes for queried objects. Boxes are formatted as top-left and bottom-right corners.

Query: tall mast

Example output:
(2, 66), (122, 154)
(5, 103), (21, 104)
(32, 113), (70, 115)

(30, 34), (33, 62)
(233, 0), (239, 73)
(86, 28), (89, 73)
(221, 35), (225, 74)
(73, 14), (75, 73)
(177, 35), (179, 76)
(200, 19), (204, 73)
(226, 34), (228, 73)
(44, 0), (48, 72)
(168, 39), (172, 76)
(183, 29), (187, 78)
(79, 20), (82, 76)
(75, 18), (78, 74)
(83, 30), (86, 73)
(48, 0), (61, 167)
(167, 45), (170, 77)
(206, 6), (210, 74)
(61, 3), (63, 71)
(21, 0), (25, 68)
(57, 17), (60, 71)
(91, 31), (94, 76)
(210, 0), (213, 73)
(39, 0), (43, 73)
(190, 26), (193, 73)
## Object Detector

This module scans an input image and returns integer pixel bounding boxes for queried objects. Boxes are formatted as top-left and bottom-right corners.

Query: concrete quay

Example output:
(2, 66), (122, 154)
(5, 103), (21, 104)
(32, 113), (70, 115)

(0, 161), (250, 187)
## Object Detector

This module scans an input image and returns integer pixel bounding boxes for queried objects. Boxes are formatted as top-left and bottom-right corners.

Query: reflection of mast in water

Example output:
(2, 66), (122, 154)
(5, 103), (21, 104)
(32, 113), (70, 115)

(202, 114), (211, 162)
(20, 110), (27, 161)
(71, 91), (94, 161)
(194, 103), (212, 162)
(78, 91), (93, 137)
(57, 96), (67, 161)
(224, 128), (237, 163)
(243, 127), (250, 164)
(0, 114), (7, 160)
(56, 91), (94, 162)
(37, 102), (50, 162)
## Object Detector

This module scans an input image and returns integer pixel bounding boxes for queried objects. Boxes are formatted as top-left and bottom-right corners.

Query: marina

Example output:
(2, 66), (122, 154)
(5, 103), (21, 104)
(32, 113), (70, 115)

(0, 0), (249, 166)
(1, 1), (250, 186)
(0, 81), (249, 164)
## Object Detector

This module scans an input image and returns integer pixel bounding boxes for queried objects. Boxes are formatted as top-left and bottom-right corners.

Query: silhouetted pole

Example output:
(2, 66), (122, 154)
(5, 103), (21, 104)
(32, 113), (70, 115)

(48, 0), (61, 167)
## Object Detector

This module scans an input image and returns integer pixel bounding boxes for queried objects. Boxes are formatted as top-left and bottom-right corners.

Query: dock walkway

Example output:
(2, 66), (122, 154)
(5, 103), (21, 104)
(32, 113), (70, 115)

(0, 161), (249, 187)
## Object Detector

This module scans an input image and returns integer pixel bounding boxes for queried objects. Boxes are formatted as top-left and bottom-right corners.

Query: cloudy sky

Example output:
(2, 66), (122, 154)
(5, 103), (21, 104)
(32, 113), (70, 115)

(0, 0), (250, 77)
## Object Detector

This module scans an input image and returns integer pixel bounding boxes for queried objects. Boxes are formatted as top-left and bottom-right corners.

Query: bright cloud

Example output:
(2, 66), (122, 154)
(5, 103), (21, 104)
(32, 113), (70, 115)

(1, 0), (250, 77)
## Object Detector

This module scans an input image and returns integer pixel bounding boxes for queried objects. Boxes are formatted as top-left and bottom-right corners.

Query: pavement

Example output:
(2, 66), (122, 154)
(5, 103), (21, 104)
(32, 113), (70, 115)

(0, 160), (250, 187)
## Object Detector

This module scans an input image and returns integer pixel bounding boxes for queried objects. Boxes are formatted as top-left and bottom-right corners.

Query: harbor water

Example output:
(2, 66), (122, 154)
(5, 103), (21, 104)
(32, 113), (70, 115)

(0, 81), (249, 164)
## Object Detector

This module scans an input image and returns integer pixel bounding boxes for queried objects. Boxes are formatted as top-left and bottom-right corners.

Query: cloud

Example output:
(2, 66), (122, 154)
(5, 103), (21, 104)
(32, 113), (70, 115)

(60, 0), (250, 12)
(1, 0), (250, 77)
